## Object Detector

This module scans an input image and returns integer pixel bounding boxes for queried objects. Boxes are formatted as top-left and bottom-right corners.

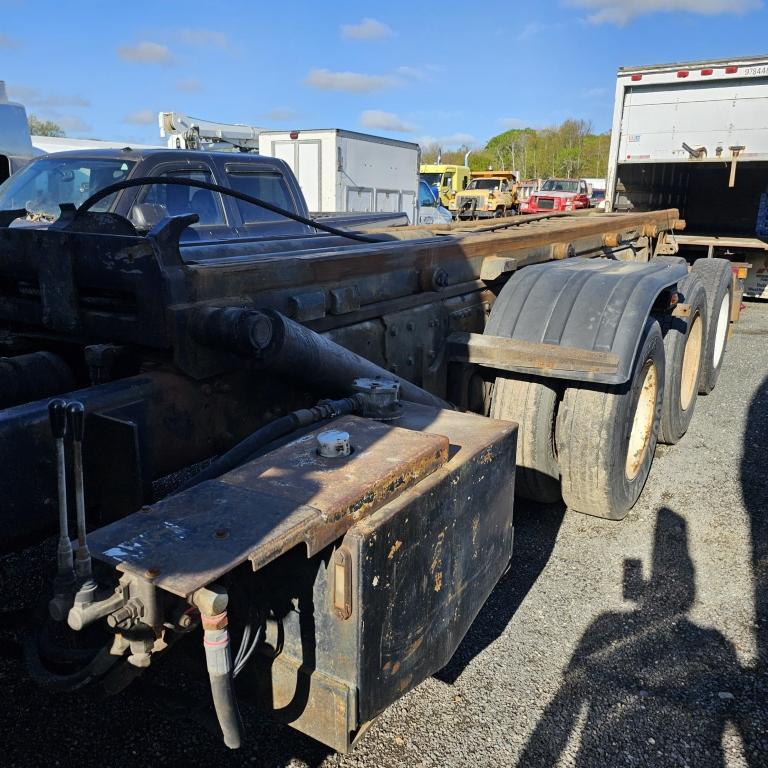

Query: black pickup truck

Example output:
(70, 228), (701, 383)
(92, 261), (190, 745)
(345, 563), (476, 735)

(0, 147), (407, 241)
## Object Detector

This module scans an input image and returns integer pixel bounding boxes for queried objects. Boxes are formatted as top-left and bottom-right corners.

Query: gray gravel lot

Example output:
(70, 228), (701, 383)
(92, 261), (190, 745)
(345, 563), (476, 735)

(1, 302), (766, 768)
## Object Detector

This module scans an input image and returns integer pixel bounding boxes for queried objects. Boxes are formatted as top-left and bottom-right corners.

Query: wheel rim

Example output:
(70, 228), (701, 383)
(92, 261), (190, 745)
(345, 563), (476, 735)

(625, 361), (658, 481)
(713, 292), (730, 368)
(680, 311), (703, 412)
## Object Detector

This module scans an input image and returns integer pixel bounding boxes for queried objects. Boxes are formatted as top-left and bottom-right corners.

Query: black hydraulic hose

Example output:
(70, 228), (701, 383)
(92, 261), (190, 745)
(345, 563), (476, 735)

(209, 673), (242, 750)
(191, 307), (453, 410)
(175, 396), (360, 493)
(74, 176), (380, 243)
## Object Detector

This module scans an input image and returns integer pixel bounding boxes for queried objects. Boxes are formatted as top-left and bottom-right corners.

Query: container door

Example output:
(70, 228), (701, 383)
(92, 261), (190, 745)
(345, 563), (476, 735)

(619, 77), (768, 162)
(297, 141), (322, 213)
(401, 190), (416, 224)
(346, 187), (373, 211)
(272, 141), (296, 170)
(375, 189), (400, 213)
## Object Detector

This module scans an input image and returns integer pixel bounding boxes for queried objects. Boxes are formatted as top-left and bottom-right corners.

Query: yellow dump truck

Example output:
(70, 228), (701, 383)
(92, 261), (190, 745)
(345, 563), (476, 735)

(455, 171), (518, 219)
(419, 163), (471, 212)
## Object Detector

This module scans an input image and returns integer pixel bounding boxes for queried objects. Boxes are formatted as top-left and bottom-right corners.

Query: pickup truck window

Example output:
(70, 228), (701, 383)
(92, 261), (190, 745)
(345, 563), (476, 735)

(0, 157), (134, 221)
(542, 179), (579, 193)
(139, 168), (226, 226)
(226, 171), (295, 223)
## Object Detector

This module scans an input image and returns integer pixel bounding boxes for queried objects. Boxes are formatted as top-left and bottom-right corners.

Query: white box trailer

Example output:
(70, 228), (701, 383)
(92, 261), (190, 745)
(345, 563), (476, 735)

(0, 80), (36, 182)
(605, 55), (768, 296)
(258, 128), (419, 223)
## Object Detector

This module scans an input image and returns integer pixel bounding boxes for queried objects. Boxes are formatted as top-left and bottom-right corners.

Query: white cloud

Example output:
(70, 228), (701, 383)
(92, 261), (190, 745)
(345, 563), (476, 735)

(0, 33), (19, 49)
(176, 78), (202, 93)
(305, 68), (394, 93)
(360, 110), (415, 133)
(261, 107), (300, 122)
(177, 28), (234, 50)
(499, 117), (526, 130)
(418, 132), (476, 149)
(55, 115), (92, 134)
(123, 109), (157, 126)
(341, 18), (394, 40)
(117, 41), (174, 65)
(566, 0), (762, 24)
(7, 85), (90, 108)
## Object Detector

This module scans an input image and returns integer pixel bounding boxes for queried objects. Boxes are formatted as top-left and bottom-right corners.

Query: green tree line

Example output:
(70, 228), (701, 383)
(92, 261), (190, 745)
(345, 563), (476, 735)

(422, 119), (611, 180)
(28, 115), (65, 137)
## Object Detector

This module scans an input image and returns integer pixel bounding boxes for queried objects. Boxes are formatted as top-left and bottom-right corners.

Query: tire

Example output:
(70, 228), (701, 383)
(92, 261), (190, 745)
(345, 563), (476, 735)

(691, 258), (733, 394)
(490, 376), (561, 503)
(556, 317), (665, 520)
(657, 273), (707, 445)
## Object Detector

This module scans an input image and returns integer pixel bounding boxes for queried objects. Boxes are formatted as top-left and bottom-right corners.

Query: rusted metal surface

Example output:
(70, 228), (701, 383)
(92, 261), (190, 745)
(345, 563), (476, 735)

(480, 255), (517, 281)
(88, 415), (448, 597)
(238, 402), (517, 752)
(0, 207), (683, 551)
(225, 415), (449, 558)
(448, 331), (621, 375)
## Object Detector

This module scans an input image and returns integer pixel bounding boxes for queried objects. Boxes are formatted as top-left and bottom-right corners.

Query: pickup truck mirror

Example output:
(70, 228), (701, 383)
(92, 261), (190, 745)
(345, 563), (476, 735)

(130, 203), (167, 231)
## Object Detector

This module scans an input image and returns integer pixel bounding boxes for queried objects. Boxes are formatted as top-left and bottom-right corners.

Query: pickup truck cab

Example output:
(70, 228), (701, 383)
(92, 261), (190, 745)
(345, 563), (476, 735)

(417, 179), (453, 225)
(527, 178), (591, 213)
(0, 148), (318, 241)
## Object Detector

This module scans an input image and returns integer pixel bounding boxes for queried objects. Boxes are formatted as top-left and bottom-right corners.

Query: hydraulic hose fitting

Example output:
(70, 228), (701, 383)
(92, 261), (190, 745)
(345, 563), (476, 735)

(193, 585), (242, 749)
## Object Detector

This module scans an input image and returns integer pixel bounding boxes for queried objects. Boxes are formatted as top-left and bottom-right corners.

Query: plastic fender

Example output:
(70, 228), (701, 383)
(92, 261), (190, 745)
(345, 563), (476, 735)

(485, 256), (689, 385)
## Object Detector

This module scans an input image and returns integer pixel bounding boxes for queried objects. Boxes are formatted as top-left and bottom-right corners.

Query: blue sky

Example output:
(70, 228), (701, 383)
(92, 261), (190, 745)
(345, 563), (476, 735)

(1, 0), (766, 147)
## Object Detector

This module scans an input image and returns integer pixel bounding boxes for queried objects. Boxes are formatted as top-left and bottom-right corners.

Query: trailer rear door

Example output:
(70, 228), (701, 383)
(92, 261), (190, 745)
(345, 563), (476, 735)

(619, 76), (768, 163)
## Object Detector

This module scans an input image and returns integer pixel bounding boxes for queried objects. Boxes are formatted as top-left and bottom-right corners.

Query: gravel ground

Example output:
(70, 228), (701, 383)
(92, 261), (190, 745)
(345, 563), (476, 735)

(1, 302), (766, 768)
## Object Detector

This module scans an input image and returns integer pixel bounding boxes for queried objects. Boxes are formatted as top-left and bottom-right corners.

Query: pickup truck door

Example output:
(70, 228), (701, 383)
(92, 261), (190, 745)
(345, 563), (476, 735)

(129, 160), (233, 242)
(222, 161), (314, 239)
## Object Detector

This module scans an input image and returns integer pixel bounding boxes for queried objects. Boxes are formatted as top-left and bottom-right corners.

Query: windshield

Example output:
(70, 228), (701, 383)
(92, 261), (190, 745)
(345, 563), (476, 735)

(419, 180), (436, 206)
(467, 179), (501, 191)
(0, 156), (135, 221)
(591, 189), (606, 200)
(541, 179), (579, 193)
(420, 172), (442, 186)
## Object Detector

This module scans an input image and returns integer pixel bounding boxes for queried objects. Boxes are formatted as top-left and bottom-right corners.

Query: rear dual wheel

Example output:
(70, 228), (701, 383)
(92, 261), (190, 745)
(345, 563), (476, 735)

(555, 318), (665, 519)
(489, 318), (665, 519)
(490, 376), (561, 503)
(657, 273), (707, 445)
(691, 258), (733, 394)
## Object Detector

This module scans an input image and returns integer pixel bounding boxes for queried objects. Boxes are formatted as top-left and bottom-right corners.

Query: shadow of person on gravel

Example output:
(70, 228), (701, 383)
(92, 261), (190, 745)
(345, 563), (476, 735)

(436, 497), (566, 684)
(516, 506), (758, 768)
(742, 374), (768, 674)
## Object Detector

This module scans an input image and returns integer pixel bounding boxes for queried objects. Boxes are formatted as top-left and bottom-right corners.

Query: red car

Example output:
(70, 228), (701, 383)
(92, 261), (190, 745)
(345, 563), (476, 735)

(527, 178), (591, 213)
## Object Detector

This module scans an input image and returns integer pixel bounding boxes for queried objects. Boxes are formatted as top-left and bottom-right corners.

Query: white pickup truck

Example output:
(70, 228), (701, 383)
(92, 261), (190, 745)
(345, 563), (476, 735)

(605, 55), (768, 297)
